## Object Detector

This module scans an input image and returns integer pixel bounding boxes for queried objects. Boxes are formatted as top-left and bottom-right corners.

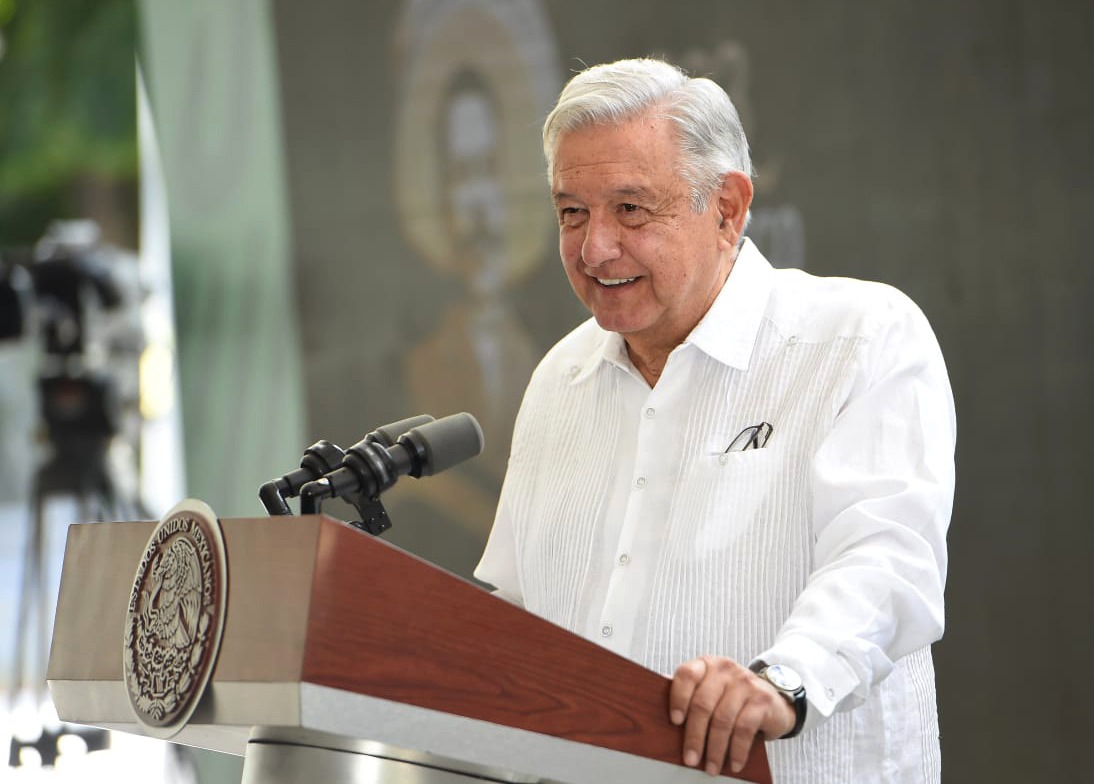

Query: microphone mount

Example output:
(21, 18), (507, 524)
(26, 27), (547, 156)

(299, 435), (424, 535)
(259, 440), (345, 516)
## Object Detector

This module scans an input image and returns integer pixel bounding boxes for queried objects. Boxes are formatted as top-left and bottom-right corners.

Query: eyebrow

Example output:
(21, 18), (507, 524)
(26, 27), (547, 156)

(551, 186), (656, 206)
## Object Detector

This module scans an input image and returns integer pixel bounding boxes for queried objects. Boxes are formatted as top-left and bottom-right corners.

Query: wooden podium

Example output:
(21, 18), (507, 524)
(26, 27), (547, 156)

(47, 514), (771, 783)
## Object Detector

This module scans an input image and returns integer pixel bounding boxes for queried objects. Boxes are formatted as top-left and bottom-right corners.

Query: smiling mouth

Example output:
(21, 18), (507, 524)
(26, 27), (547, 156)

(596, 277), (638, 287)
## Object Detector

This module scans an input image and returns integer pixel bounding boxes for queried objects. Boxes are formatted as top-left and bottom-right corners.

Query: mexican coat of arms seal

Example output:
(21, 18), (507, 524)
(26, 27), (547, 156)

(123, 499), (228, 738)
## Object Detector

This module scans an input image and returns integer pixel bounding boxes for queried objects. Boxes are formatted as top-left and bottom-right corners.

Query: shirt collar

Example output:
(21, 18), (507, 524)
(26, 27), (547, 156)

(570, 328), (629, 384)
(686, 238), (774, 372)
(569, 238), (774, 383)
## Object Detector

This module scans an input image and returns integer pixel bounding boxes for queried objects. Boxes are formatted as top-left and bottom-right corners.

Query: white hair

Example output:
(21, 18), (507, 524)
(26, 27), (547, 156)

(543, 58), (754, 213)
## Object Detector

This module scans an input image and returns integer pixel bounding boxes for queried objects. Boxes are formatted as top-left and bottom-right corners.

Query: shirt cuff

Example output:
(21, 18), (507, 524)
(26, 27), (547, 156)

(753, 634), (861, 734)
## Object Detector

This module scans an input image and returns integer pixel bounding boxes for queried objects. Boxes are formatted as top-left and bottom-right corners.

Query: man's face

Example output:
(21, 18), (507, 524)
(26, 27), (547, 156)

(551, 115), (742, 355)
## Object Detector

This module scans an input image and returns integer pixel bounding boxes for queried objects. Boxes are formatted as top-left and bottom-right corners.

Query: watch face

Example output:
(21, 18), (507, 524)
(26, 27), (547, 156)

(766, 664), (803, 692)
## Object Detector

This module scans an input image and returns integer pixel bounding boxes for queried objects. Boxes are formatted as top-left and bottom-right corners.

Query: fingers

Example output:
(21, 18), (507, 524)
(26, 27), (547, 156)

(726, 696), (769, 774)
(681, 662), (729, 769)
(670, 657), (788, 776)
(698, 686), (742, 775)
(669, 658), (707, 727)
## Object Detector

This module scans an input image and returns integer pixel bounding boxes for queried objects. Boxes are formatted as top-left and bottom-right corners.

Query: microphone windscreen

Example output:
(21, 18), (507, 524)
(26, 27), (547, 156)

(367, 414), (435, 447)
(408, 413), (484, 475)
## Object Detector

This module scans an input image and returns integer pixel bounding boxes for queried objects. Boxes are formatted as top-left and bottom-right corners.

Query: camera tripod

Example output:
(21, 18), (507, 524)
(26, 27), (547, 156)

(7, 437), (138, 768)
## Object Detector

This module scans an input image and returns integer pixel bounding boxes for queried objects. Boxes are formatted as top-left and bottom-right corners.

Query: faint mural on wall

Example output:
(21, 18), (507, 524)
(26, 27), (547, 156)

(679, 41), (807, 269)
(392, 0), (560, 538)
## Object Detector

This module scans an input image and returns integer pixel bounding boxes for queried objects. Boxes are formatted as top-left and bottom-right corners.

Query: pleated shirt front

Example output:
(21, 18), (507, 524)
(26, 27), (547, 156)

(476, 240), (955, 784)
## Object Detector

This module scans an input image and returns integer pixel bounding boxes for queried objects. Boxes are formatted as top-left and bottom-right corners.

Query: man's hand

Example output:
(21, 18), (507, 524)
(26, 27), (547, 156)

(669, 656), (796, 776)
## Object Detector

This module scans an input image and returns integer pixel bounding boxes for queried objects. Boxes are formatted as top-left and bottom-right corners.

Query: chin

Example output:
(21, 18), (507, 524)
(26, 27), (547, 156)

(592, 312), (644, 335)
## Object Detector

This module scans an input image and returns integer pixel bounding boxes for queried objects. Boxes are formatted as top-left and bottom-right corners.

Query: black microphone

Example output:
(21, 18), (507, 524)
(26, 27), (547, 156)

(259, 414), (435, 515)
(364, 414), (437, 449)
(298, 412), (484, 515)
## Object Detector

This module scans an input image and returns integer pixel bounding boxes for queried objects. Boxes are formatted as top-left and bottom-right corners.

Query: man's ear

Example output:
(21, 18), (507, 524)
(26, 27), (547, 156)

(715, 171), (754, 246)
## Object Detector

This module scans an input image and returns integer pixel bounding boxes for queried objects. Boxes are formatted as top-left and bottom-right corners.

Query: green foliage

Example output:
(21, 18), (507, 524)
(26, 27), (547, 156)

(0, 0), (137, 245)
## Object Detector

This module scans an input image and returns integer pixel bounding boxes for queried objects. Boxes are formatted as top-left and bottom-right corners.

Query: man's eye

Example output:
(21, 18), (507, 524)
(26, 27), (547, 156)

(559, 207), (584, 224)
(618, 203), (648, 224)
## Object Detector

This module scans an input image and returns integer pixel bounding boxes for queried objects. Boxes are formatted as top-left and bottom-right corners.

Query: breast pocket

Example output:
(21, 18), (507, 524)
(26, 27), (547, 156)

(681, 447), (783, 555)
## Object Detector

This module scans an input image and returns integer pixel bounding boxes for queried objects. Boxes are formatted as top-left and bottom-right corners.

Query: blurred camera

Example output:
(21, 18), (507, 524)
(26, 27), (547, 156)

(1, 221), (143, 481)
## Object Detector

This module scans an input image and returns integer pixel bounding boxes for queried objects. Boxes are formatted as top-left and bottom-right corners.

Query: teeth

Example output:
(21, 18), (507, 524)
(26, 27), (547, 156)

(597, 277), (637, 286)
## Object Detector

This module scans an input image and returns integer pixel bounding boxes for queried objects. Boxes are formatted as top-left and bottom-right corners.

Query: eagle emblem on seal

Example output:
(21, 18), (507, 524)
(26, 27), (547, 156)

(123, 499), (227, 738)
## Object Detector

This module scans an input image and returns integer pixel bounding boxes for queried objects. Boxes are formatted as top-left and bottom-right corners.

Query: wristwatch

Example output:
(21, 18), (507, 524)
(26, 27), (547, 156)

(750, 661), (807, 739)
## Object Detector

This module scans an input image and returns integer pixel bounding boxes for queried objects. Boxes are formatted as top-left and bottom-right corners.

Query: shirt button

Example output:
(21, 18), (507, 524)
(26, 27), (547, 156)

(645, 407), (656, 419)
(718, 454), (729, 465)
(788, 335), (799, 346)
(569, 365), (580, 377)
(601, 625), (613, 637)
(618, 553), (630, 565)
(635, 476), (647, 488)
(825, 687), (835, 698)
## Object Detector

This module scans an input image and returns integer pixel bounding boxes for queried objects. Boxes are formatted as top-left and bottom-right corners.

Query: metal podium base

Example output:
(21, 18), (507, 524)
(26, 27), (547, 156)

(241, 743), (493, 783)
(241, 727), (541, 784)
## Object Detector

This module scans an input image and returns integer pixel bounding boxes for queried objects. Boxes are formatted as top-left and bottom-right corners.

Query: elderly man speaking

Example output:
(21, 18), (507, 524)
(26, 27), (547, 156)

(475, 57), (955, 784)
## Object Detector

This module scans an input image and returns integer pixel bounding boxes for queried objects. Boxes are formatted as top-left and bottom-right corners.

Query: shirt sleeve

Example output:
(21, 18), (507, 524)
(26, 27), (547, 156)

(754, 291), (956, 732)
(474, 476), (526, 607)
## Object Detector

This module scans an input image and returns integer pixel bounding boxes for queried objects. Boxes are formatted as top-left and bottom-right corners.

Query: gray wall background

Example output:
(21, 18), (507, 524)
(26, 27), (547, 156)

(146, 1), (1093, 781)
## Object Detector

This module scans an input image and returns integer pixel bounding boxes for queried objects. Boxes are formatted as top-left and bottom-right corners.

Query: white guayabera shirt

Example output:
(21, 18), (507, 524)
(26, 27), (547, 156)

(475, 239), (956, 784)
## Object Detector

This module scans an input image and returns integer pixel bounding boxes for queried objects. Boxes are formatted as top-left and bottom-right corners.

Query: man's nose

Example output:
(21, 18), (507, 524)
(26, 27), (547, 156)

(581, 213), (622, 268)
